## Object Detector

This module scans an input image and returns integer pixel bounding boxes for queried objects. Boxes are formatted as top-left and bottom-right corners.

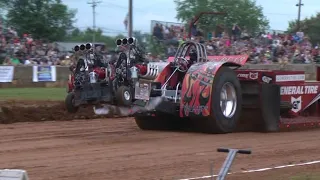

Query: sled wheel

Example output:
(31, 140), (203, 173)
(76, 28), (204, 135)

(65, 92), (79, 113)
(116, 86), (132, 106)
(134, 114), (182, 131)
(200, 66), (242, 134)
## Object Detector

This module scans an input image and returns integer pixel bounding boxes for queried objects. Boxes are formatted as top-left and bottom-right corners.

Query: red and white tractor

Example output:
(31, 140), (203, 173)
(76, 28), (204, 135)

(129, 41), (320, 133)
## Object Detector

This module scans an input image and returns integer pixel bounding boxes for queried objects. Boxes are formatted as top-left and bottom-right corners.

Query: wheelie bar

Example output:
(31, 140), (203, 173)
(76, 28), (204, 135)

(215, 148), (252, 180)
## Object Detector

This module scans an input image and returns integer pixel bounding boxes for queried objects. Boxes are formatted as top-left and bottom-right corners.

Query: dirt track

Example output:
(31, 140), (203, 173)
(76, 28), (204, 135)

(0, 100), (320, 180)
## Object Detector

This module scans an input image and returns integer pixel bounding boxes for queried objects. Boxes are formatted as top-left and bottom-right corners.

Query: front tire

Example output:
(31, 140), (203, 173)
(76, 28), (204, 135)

(200, 66), (242, 134)
(116, 86), (132, 106)
(65, 92), (79, 113)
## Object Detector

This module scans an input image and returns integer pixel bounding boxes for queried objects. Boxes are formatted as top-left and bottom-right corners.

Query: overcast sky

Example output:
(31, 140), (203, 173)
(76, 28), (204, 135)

(62, 0), (319, 35)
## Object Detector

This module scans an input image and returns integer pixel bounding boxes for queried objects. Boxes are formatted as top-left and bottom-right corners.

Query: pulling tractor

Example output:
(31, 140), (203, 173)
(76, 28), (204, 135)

(130, 40), (320, 133)
(65, 39), (320, 133)
(65, 38), (168, 113)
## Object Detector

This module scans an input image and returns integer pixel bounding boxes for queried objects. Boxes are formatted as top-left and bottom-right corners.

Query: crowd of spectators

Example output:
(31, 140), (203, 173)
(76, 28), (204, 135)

(152, 22), (320, 64)
(2, 22), (319, 66)
(152, 22), (184, 41)
(0, 25), (73, 66)
(201, 31), (319, 64)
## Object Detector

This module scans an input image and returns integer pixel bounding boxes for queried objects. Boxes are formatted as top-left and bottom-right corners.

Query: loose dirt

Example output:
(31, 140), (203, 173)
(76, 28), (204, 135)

(0, 100), (319, 180)
(0, 100), (116, 124)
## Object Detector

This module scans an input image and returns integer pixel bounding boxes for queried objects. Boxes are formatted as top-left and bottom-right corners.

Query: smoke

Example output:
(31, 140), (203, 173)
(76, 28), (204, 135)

(144, 96), (164, 111)
(93, 106), (110, 115)
(93, 97), (164, 116)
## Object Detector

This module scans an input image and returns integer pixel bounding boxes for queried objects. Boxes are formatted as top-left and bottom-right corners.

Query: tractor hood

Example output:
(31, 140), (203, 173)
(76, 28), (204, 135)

(167, 55), (249, 66)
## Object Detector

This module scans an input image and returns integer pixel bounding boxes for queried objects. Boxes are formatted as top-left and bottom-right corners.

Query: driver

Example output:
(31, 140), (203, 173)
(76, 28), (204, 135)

(189, 49), (197, 65)
(174, 47), (198, 72)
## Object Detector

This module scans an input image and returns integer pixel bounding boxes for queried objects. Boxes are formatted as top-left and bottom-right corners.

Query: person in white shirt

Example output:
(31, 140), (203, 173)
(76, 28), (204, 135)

(24, 59), (31, 65)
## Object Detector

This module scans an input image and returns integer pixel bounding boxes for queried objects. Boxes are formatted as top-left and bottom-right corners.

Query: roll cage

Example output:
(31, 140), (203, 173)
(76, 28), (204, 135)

(159, 41), (210, 101)
(173, 41), (208, 63)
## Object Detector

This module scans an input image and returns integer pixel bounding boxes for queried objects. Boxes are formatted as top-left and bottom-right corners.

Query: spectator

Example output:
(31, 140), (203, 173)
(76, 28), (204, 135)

(153, 23), (163, 41)
(232, 24), (241, 40)
(2, 56), (12, 65)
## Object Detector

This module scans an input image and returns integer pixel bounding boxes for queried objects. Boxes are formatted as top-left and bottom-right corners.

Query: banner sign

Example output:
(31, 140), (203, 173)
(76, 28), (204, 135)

(0, 66), (14, 82)
(32, 66), (56, 82)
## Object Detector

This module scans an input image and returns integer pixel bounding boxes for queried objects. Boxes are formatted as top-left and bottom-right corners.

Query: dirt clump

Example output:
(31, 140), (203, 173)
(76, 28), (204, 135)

(0, 100), (113, 124)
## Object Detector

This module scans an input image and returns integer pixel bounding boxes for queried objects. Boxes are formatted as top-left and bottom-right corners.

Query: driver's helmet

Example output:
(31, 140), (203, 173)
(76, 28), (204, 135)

(189, 49), (197, 63)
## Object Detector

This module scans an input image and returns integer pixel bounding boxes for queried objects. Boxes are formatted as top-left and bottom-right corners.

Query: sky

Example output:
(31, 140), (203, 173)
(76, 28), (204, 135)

(62, 0), (319, 36)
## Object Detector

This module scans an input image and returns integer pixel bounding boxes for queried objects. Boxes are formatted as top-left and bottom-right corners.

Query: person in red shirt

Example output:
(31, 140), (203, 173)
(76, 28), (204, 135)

(13, 37), (19, 44)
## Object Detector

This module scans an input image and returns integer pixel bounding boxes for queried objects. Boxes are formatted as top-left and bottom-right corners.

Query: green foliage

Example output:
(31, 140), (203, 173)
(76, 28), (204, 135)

(0, 0), (9, 17)
(0, 0), (8, 9)
(132, 31), (148, 47)
(147, 37), (166, 56)
(65, 28), (125, 48)
(287, 13), (320, 44)
(65, 29), (153, 50)
(132, 30), (155, 54)
(6, 0), (76, 41)
(174, 0), (269, 35)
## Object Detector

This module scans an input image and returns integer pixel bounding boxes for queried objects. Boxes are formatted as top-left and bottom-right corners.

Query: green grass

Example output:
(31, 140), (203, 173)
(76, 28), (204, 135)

(0, 88), (66, 101)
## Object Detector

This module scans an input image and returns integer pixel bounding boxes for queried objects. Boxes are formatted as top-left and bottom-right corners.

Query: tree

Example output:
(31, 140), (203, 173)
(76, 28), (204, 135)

(65, 29), (154, 51)
(287, 13), (320, 45)
(0, 0), (9, 17)
(6, 0), (76, 41)
(65, 28), (126, 49)
(174, 0), (269, 36)
(0, 0), (9, 9)
(132, 30), (150, 51)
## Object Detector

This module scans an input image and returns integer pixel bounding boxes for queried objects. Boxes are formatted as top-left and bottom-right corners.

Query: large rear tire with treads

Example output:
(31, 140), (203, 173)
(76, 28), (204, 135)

(199, 66), (242, 134)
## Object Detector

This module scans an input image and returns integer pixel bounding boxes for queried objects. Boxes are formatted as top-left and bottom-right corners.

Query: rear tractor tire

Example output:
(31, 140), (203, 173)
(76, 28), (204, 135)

(65, 92), (79, 113)
(199, 67), (242, 134)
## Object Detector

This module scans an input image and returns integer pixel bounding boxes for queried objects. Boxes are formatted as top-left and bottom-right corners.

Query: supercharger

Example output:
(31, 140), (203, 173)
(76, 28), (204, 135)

(139, 62), (169, 80)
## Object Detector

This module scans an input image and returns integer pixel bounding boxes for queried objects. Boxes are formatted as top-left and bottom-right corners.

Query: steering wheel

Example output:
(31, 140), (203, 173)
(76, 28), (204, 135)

(175, 57), (189, 72)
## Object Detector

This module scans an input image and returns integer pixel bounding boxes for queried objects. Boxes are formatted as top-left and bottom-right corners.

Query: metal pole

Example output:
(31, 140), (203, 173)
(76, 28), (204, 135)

(128, 0), (133, 37)
(92, 0), (96, 43)
(296, 0), (303, 31)
(88, 0), (101, 44)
